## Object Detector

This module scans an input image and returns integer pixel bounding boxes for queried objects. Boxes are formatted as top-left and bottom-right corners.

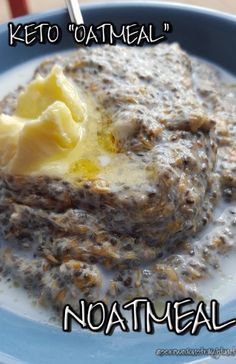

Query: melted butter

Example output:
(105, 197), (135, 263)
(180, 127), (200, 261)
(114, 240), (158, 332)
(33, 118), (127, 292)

(0, 65), (149, 186)
(38, 96), (149, 186)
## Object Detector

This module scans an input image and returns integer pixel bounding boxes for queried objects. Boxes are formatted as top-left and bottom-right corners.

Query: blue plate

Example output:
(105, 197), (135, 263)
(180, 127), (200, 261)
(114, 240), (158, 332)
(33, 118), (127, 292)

(0, 3), (236, 363)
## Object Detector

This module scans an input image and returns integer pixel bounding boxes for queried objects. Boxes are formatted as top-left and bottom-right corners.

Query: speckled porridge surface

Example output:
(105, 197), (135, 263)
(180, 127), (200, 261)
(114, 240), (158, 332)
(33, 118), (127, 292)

(0, 44), (235, 312)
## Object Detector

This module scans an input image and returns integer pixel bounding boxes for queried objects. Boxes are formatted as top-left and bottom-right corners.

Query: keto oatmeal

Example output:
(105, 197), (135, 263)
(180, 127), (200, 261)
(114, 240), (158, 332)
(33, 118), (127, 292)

(0, 44), (235, 313)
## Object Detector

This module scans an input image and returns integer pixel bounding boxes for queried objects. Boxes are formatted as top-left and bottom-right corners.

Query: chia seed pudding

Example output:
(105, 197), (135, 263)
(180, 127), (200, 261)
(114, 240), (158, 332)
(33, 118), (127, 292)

(0, 44), (235, 314)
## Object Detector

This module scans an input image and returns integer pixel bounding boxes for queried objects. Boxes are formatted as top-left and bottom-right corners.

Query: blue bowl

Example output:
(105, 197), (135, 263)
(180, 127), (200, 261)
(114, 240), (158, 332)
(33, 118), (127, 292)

(0, 3), (236, 364)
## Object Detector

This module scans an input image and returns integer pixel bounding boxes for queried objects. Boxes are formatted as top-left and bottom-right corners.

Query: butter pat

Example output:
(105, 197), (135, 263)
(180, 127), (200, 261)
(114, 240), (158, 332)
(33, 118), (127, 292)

(0, 66), (85, 174)
(8, 101), (82, 174)
(15, 65), (87, 122)
(0, 64), (143, 185)
(0, 114), (24, 167)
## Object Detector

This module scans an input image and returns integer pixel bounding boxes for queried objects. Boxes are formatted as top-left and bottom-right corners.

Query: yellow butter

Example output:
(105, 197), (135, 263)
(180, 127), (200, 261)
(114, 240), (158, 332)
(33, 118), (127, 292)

(8, 101), (82, 174)
(15, 65), (87, 122)
(0, 65), (85, 174)
(0, 114), (24, 167)
(0, 65), (149, 186)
